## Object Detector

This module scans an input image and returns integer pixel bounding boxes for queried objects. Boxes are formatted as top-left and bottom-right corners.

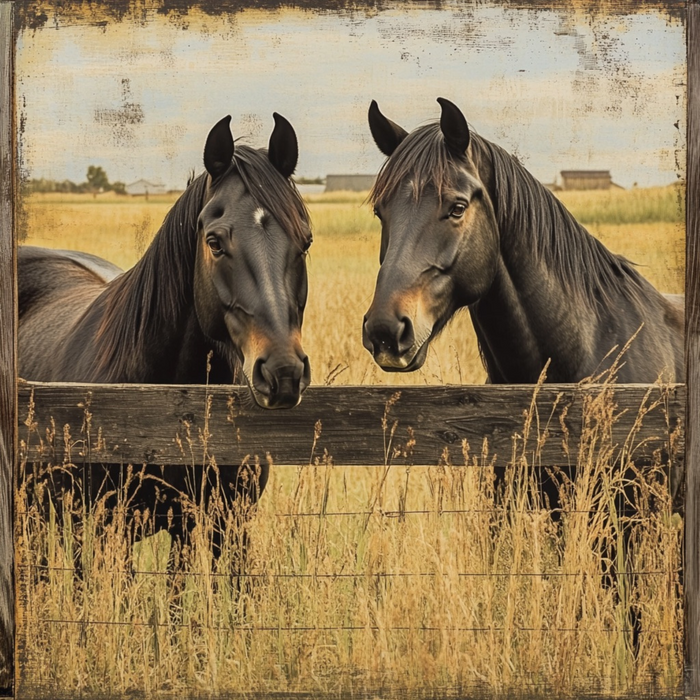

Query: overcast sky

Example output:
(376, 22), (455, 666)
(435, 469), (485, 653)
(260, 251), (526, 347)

(16, 3), (686, 189)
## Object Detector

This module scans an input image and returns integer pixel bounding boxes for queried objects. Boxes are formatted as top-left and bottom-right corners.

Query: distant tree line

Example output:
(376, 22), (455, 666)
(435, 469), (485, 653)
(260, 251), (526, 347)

(24, 166), (126, 195)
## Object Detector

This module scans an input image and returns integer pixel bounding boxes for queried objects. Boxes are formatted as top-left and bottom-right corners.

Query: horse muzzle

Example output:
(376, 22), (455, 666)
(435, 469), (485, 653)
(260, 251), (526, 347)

(362, 312), (428, 372)
(251, 352), (311, 409)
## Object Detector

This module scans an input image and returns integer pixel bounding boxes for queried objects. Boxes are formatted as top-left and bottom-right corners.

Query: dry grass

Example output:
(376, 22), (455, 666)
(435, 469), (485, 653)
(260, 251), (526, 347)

(16, 375), (683, 698)
(21, 185), (685, 387)
(21, 191), (176, 270)
(557, 184), (685, 226)
(16, 186), (686, 697)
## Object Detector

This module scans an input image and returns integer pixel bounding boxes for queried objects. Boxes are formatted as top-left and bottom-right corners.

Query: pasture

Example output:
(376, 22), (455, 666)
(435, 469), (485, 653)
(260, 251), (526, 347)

(21, 184), (686, 386)
(16, 184), (686, 697)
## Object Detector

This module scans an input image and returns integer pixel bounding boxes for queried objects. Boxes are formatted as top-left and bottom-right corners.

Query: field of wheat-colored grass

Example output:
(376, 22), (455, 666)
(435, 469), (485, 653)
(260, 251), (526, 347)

(21, 184), (685, 387)
(17, 376), (684, 697)
(16, 185), (686, 697)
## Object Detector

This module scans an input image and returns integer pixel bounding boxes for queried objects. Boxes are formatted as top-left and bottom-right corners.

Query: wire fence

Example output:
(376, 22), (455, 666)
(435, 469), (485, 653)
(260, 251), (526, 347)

(15, 507), (673, 518)
(34, 618), (673, 634)
(23, 563), (679, 579)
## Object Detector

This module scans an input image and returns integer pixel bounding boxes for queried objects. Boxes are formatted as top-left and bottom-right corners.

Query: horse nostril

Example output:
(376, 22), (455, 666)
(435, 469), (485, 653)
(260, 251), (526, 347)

(362, 317), (373, 352)
(254, 354), (308, 409)
(397, 316), (415, 354)
(253, 358), (274, 397)
(364, 314), (415, 358)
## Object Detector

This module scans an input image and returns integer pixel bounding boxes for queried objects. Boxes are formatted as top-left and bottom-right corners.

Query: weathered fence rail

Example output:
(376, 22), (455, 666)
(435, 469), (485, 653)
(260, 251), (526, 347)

(18, 381), (685, 469)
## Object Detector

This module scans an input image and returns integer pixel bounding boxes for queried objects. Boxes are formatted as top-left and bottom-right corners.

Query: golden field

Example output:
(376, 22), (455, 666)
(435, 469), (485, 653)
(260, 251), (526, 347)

(16, 185), (686, 697)
(17, 379), (684, 697)
(21, 184), (686, 387)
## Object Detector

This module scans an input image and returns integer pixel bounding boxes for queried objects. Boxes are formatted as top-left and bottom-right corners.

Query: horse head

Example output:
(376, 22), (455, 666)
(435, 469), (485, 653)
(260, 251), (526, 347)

(363, 98), (500, 372)
(194, 115), (312, 408)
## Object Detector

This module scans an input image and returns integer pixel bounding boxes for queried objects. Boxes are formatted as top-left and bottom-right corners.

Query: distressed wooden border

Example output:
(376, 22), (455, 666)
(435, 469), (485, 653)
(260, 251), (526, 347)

(10, 0), (688, 29)
(685, 1), (700, 696)
(5, 1), (694, 697)
(0, 0), (15, 693)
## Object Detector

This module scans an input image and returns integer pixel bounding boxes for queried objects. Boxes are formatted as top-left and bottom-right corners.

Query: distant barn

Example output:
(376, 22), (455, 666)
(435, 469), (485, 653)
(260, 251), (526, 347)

(325, 174), (375, 192)
(559, 170), (621, 191)
(125, 179), (167, 196)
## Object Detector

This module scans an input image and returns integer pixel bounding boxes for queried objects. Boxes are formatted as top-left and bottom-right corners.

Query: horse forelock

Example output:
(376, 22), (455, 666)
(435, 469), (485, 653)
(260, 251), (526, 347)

(226, 144), (311, 248)
(369, 122), (466, 206)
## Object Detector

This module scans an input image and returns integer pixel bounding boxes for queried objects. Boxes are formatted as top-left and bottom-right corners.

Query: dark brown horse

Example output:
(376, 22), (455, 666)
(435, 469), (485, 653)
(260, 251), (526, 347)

(364, 98), (684, 384)
(19, 114), (312, 565)
(364, 100), (684, 652)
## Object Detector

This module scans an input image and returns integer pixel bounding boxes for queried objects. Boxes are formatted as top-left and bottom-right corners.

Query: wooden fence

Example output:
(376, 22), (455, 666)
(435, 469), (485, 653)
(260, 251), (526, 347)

(13, 378), (688, 697)
(18, 382), (685, 470)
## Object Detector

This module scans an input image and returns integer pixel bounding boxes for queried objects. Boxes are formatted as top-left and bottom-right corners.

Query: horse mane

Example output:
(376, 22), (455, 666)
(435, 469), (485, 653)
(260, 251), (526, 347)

(92, 144), (310, 381)
(370, 121), (649, 309)
(471, 134), (649, 307)
(93, 173), (209, 381)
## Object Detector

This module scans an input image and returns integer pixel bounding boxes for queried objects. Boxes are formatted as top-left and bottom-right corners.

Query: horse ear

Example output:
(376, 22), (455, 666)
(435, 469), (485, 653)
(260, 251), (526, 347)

(268, 113), (298, 179)
(368, 100), (408, 157)
(204, 115), (234, 178)
(437, 97), (470, 156)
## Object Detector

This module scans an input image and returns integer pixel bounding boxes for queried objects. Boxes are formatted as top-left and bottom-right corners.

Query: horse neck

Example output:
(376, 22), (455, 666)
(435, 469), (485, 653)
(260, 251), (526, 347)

(468, 141), (610, 382)
(92, 180), (211, 382)
(469, 256), (581, 383)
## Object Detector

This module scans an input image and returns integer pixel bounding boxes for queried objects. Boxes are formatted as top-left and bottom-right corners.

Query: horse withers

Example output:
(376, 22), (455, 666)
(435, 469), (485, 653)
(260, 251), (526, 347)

(19, 113), (313, 570)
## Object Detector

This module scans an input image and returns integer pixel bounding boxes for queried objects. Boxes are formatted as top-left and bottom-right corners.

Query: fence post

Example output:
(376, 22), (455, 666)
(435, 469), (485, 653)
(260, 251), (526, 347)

(686, 2), (700, 697)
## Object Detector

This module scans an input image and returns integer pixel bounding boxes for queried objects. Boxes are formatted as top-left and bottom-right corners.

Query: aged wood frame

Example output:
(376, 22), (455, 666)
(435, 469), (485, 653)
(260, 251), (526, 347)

(0, 0), (696, 696)
(0, 1), (14, 692)
(685, 2), (700, 696)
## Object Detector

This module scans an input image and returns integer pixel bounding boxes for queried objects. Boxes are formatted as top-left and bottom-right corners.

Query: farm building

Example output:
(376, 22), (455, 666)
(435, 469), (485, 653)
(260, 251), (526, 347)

(559, 170), (622, 190)
(542, 181), (562, 192)
(325, 174), (375, 192)
(125, 179), (167, 196)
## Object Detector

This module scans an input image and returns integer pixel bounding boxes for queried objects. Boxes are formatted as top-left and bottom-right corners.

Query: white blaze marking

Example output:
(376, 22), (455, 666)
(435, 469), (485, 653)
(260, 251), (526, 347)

(254, 208), (266, 226)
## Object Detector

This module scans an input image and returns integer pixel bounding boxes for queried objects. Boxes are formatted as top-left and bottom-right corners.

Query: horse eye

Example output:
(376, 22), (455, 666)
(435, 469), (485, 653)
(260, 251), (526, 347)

(450, 203), (467, 219)
(302, 236), (313, 253)
(207, 236), (224, 256)
(373, 206), (382, 221)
